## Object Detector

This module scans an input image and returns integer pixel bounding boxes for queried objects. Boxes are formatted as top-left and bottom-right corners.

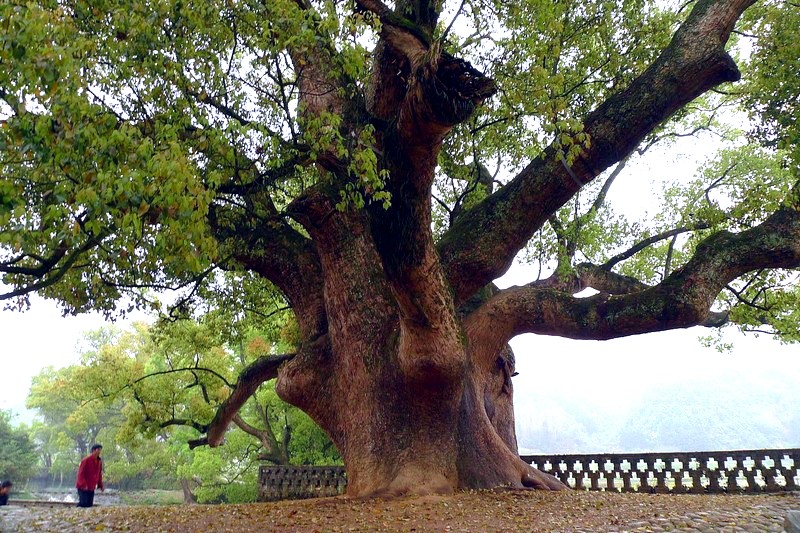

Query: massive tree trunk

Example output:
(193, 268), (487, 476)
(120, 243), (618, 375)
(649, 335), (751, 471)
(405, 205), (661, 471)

(273, 192), (558, 495)
(199, 0), (800, 497)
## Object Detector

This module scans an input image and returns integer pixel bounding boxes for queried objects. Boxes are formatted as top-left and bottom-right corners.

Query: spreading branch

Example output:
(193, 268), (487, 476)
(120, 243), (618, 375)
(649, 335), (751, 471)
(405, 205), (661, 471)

(1, 233), (106, 301)
(465, 201), (799, 349)
(439, 0), (755, 305)
(602, 223), (712, 269)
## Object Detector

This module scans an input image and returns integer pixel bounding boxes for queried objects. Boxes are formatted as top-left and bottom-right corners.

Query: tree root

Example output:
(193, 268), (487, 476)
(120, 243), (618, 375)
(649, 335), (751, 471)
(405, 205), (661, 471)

(521, 464), (568, 490)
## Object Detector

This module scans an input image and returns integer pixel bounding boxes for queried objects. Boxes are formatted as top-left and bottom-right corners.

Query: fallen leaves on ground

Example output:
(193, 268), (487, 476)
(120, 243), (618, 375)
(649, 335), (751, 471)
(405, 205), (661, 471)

(4, 490), (797, 532)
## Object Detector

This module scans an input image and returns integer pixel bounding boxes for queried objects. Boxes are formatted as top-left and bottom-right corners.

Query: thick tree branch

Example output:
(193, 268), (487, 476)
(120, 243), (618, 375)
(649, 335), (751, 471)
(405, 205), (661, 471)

(0, 232), (105, 301)
(523, 261), (649, 295)
(285, 4), (353, 121)
(466, 202), (799, 347)
(232, 413), (289, 463)
(231, 413), (266, 440)
(209, 203), (327, 338)
(439, 0), (756, 305)
(365, 46), (495, 335)
(574, 263), (650, 295)
(206, 353), (295, 447)
(355, 0), (433, 48)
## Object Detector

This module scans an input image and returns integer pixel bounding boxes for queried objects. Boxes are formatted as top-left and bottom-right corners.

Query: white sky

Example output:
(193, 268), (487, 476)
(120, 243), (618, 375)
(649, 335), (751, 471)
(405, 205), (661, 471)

(0, 299), (154, 421)
(497, 262), (800, 422)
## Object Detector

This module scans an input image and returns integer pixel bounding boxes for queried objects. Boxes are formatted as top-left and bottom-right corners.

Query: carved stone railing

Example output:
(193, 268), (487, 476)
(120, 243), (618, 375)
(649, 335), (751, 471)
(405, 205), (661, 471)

(258, 465), (346, 501)
(258, 449), (800, 500)
(522, 448), (800, 493)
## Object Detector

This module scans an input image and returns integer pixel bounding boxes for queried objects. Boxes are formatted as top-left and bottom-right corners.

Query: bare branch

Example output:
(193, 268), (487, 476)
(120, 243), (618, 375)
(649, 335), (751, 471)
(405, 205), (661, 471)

(0, 233), (106, 301)
(590, 157), (628, 214)
(159, 418), (208, 433)
(602, 223), (711, 269)
(664, 234), (679, 280)
(103, 367), (236, 399)
(441, 0), (467, 43)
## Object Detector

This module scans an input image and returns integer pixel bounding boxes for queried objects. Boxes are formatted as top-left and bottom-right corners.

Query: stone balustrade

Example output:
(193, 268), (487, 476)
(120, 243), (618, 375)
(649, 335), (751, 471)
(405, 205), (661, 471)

(522, 448), (800, 493)
(258, 465), (346, 501)
(258, 448), (800, 500)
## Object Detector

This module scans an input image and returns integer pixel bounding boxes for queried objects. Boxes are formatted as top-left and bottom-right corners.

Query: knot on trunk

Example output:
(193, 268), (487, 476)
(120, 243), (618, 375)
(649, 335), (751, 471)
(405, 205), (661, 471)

(419, 52), (496, 126)
(709, 50), (741, 84)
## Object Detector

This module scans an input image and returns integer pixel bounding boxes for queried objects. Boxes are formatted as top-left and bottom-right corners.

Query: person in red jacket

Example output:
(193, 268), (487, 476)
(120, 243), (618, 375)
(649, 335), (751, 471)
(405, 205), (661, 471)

(76, 444), (104, 507)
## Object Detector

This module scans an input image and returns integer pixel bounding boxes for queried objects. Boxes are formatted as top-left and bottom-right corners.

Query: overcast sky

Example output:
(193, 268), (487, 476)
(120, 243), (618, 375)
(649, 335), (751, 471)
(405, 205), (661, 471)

(0, 299), (146, 419)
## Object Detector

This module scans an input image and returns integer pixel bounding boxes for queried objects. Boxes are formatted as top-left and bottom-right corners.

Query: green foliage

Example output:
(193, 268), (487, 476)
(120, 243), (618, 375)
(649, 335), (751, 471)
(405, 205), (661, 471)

(251, 379), (342, 467)
(24, 348), (172, 489)
(0, 410), (38, 482)
(26, 361), (123, 470)
(181, 430), (260, 504)
(1, 0), (797, 344)
(741, 0), (800, 165)
(665, 145), (794, 231)
(0, 0), (392, 313)
(287, 412), (342, 466)
(439, 0), (678, 175)
(723, 272), (800, 344)
(0, 1), (219, 314)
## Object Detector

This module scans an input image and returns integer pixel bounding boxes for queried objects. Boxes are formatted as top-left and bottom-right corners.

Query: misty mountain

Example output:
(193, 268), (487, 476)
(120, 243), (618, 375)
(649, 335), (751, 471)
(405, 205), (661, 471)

(515, 357), (800, 454)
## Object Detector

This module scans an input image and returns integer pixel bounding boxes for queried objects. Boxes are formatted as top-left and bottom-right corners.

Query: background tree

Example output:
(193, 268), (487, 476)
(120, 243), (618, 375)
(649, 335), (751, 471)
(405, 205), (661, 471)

(26, 363), (123, 483)
(2, 0), (798, 496)
(25, 322), (339, 502)
(77, 320), (338, 464)
(0, 410), (38, 484)
(25, 350), (162, 489)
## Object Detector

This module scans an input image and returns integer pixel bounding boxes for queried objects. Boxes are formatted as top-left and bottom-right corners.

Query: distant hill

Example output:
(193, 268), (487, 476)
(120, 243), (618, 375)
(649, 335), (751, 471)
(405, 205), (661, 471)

(514, 353), (800, 454)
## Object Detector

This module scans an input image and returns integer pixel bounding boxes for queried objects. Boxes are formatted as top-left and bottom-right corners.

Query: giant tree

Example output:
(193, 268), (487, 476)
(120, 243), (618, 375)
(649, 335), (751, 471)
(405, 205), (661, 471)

(2, 0), (798, 497)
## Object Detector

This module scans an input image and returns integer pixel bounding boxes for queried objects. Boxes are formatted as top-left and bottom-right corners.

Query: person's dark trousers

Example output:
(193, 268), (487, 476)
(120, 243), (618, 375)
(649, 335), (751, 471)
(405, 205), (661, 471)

(77, 489), (95, 507)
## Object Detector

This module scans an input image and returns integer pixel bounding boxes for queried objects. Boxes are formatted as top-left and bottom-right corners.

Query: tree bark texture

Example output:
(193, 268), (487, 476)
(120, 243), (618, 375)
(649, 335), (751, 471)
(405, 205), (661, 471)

(201, 0), (799, 497)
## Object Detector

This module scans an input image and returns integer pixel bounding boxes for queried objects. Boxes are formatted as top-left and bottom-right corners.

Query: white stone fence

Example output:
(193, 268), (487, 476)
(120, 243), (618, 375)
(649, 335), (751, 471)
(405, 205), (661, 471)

(521, 448), (800, 493)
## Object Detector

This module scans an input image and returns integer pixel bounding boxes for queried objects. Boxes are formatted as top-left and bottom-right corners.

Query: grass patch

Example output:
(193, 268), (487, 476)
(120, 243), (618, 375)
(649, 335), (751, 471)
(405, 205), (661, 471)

(119, 490), (185, 506)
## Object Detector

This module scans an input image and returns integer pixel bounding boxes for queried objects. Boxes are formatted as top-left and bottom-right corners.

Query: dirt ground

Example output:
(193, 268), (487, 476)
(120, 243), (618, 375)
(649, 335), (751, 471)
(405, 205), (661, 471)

(2, 489), (798, 532)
